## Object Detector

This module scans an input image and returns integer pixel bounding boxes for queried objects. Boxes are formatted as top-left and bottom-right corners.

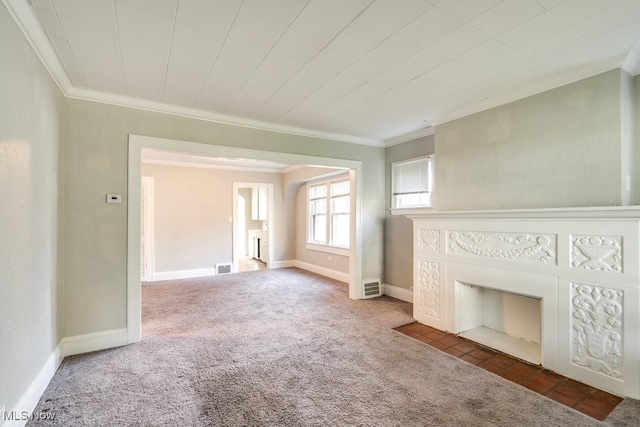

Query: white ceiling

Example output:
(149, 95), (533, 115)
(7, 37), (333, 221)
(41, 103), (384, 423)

(13, 0), (640, 145)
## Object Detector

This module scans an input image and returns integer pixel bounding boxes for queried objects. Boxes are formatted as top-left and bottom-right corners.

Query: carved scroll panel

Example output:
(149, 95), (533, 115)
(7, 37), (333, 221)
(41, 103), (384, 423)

(571, 283), (623, 379)
(448, 231), (556, 264)
(417, 260), (441, 320)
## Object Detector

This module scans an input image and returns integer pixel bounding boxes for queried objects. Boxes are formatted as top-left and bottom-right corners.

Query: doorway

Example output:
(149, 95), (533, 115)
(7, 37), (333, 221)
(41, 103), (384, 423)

(127, 134), (363, 344)
(233, 182), (274, 273)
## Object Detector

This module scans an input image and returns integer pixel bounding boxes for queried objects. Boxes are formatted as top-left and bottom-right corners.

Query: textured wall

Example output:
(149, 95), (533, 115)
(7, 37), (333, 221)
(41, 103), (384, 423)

(0, 3), (64, 414)
(63, 99), (385, 336)
(434, 70), (624, 210)
(383, 136), (435, 289)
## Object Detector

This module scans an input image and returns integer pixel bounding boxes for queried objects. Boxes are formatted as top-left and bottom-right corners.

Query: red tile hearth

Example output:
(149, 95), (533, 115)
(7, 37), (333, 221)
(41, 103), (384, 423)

(394, 322), (622, 421)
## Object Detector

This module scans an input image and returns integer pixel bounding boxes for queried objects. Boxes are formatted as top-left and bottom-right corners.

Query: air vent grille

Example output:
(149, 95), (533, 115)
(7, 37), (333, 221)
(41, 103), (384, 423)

(363, 280), (381, 298)
(216, 263), (232, 275)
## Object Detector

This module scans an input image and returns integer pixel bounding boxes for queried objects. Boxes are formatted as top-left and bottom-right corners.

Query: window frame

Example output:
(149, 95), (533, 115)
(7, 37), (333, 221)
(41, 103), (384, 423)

(306, 174), (351, 256)
(390, 155), (434, 213)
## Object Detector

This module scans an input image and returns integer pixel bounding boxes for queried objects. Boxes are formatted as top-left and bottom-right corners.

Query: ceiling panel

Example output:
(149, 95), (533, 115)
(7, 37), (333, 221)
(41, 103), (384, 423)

(289, 1), (353, 44)
(175, 0), (237, 33)
(272, 29), (326, 63)
(470, 0), (545, 37)
(359, 0), (431, 33)
(162, 48), (213, 106)
(52, 0), (116, 27)
(20, 0), (640, 143)
(227, 11), (286, 50)
(241, 0), (309, 26)
(117, 0), (178, 19)
(115, 1), (174, 44)
(119, 33), (168, 99)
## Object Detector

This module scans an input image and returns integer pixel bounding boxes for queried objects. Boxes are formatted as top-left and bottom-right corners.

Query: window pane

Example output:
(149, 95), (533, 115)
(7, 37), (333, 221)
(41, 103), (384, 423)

(332, 214), (349, 246)
(309, 199), (326, 215)
(331, 195), (349, 214)
(311, 215), (326, 242)
(330, 180), (349, 196)
(309, 184), (327, 199)
(392, 156), (432, 208)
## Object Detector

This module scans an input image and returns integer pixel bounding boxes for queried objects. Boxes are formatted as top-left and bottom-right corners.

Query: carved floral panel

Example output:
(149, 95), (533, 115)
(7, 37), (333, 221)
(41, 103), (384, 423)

(417, 229), (439, 254)
(417, 260), (440, 319)
(571, 235), (622, 273)
(571, 283), (623, 379)
(447, 231), (556, 264)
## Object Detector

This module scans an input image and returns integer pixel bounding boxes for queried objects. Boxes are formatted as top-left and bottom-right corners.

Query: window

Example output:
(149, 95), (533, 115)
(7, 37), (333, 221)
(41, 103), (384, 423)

(391, 155), (433, 209)
(308, 176), (350, 251)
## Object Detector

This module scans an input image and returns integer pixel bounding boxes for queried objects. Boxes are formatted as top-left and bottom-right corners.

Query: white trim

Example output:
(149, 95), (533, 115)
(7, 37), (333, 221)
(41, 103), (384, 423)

(293, 260), (350, 283)
(3, 344), (63, 427)
(406, 206), (640, 220)
(152, 268), (216, 282)
(142, 158), (285, 174)
(384, 127), (434, 147)
(61, 329), (129, 357)
(305, 243), (349, 257)
(622, 48), (640, 76)
(270, 260), (296, 269)
(140, 177), (155, 282)
(2, 0), (73, 94)
(383, 284), (413, 303)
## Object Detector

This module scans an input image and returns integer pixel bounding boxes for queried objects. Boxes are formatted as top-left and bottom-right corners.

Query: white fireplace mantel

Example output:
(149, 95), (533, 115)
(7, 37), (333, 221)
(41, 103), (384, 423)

(409, 207), (640, 399)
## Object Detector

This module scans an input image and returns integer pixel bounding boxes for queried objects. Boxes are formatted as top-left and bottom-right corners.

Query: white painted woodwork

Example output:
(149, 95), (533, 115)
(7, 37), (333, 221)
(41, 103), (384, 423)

(410, 207), (640, 399)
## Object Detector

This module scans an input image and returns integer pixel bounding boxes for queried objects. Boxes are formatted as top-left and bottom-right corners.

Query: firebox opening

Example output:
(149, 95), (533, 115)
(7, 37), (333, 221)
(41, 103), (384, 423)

(457, 282), (542, 365)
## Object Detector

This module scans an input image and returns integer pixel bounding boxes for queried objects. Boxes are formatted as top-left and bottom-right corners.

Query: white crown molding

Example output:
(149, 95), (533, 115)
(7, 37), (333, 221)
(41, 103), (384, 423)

(430, 54), (629, 127)
(5, 0), (384, 148)
(65, 87), (385, 147)
(3, 0), (73, 94)
(384, 126), (434, 147)
(622, 48), (640, 76)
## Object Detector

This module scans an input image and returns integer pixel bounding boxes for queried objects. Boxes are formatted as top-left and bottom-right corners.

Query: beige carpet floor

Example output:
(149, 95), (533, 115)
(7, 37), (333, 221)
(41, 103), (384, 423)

(27, 268), (640, 426)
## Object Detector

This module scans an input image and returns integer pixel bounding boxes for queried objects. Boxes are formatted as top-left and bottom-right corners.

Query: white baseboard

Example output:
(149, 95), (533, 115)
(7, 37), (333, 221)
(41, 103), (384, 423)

(270, 260), (295, 269)
(383, 284), (413, 303)
(61, 328), (129, 357)
(152, 268), (216, 281)
(293, 260), (349, 283)
(3, 344), (63, 427)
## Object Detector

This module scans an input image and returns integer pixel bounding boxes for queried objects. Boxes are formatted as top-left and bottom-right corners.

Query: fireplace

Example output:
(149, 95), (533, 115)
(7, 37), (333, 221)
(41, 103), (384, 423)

(457, 283), (541, 365)
(409, 207), (640, 399)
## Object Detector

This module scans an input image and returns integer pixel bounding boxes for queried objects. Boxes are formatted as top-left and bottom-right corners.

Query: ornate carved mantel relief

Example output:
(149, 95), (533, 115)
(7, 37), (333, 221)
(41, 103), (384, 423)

(417, 260), (440, 319)
(571, 283), (623, 379)
(448, 231), (556, 263)
(571, 235), (622, 273)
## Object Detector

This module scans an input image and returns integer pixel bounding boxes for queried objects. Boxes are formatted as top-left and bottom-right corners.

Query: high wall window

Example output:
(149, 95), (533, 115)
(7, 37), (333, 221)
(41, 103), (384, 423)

(391, 155), (433, 209)
(308, 176), (350, 252)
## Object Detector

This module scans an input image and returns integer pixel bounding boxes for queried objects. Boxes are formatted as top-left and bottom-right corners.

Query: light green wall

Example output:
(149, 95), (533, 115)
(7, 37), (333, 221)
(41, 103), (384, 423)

(434, 69), (625, 210)
(0, 3), (64, 414)
(383, 136), (435, 289)
(63, 98), (385, 336)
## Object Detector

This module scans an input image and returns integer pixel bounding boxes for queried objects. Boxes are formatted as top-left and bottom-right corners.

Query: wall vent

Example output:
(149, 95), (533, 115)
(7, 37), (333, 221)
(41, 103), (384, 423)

(216, 263), (232, 275)
(363, 279), (381, 298)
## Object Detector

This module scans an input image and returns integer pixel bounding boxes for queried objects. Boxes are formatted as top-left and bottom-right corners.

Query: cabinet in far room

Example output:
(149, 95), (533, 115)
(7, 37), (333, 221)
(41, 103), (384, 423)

(251, 187), (267, 220)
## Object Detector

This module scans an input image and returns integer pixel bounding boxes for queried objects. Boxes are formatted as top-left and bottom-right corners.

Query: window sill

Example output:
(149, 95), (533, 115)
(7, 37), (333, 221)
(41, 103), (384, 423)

(389, 207), (433, 216)
(306, 243), (349, 257)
